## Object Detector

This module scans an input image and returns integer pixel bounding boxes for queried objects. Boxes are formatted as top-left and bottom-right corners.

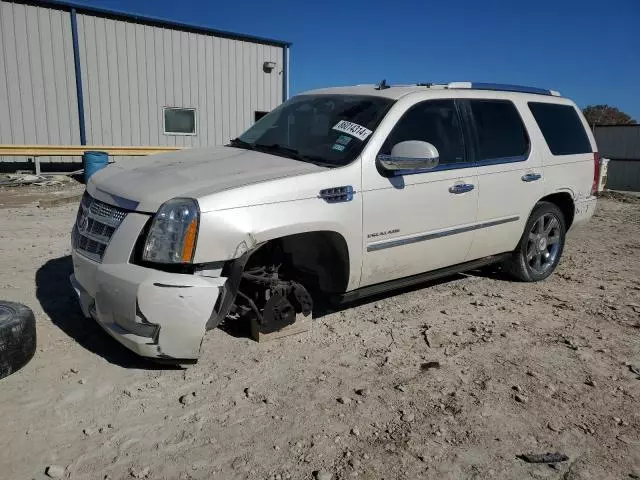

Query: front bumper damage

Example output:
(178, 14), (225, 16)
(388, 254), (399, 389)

(70, 210), (228, 361)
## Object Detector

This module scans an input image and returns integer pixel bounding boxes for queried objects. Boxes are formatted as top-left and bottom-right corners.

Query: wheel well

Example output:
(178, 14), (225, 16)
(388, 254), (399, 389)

(243, 231), (350, 294)
(539, 192), (575, 229)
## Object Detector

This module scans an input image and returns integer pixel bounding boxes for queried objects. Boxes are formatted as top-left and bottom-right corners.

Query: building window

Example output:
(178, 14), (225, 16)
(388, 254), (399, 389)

(255, 111), (269, 122)
(163, 107), (197, 135)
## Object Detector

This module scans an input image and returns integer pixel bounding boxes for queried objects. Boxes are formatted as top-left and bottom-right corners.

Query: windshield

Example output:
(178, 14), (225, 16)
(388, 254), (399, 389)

(231, 94), (394, 167)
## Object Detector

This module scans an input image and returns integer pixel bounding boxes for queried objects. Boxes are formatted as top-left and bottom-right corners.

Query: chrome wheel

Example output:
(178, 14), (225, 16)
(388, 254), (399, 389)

(526, 213), (561, 274)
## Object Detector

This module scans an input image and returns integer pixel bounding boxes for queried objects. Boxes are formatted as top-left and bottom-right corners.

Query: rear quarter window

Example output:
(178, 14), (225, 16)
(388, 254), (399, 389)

(528, 102), (592, 155)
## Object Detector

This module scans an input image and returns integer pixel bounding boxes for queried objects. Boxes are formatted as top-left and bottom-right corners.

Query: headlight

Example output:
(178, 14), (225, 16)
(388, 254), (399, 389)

(142, 198), (200, 264)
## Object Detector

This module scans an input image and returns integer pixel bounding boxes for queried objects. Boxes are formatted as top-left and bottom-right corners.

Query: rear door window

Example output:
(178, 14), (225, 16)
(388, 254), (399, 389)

(528, 102), (592, 155)
(469, 100), (530, 161)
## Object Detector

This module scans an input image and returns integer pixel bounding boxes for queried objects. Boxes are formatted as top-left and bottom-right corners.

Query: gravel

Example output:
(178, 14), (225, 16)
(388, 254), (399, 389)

(0, 194), (639, 480)
(314, 471), (332, 480)
(45, 465), (65, 478)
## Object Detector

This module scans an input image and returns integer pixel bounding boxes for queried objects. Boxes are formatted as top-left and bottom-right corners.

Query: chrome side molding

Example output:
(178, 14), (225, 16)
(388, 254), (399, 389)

(367, 216), (520, 252)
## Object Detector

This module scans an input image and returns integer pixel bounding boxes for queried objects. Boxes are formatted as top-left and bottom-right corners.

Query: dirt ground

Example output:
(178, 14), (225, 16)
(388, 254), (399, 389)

(0, 176), (85, 208)
(0, 192), (639, 480)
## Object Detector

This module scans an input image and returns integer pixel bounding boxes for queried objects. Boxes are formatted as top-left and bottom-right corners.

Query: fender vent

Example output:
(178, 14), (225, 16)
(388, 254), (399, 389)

(319, 186), (355, 203)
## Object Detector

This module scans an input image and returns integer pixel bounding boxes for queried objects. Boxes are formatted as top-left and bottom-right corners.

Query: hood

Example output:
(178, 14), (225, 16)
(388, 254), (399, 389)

(88, 146), (325, 212)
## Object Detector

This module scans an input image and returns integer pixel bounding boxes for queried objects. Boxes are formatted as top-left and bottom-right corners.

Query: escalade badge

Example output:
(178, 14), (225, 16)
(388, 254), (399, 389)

(367, 229), (399, 239)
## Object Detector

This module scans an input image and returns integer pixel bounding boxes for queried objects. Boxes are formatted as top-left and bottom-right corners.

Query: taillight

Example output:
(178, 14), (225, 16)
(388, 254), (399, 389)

(592, 152), (600, 195)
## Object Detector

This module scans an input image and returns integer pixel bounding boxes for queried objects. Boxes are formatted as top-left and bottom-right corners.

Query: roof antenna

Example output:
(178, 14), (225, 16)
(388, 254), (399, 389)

(375, 79), (390, 90)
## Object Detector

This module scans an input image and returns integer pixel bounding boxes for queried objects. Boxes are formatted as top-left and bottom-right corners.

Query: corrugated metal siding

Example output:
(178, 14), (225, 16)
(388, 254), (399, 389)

(0, 0), (79, 164)
(594, 126), (640, 161)
(606, 160), (640, 192)
(77, 14), (283, 148)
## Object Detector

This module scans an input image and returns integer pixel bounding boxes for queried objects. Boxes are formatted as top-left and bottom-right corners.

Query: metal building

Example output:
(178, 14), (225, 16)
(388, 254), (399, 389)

(0, 0), (290, 170)
(594, 125), (640, 192)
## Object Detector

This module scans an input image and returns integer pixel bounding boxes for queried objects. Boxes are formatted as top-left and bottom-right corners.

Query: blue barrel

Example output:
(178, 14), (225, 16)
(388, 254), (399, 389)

(83, 151), (109, 183)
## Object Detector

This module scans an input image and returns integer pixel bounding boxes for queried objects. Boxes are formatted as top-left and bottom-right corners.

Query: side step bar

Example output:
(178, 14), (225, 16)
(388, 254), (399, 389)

(336, 253), (510, 304)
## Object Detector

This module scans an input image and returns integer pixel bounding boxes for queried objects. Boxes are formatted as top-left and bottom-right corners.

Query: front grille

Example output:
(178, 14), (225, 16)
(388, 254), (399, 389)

(72, 192), (129, 262)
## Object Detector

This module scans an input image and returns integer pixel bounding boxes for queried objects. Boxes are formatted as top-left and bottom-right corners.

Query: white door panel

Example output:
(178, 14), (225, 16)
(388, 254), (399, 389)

(361, 170), (478, 287)
(359, 98), (480, 287)
(465, 99), (544, 260)
(468, 158), (544, 259)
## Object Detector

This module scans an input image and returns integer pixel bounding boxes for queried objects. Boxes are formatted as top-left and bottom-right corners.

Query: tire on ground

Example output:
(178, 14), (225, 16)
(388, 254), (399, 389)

(505, 201), (567, 282)
(0, 301), (36, 380)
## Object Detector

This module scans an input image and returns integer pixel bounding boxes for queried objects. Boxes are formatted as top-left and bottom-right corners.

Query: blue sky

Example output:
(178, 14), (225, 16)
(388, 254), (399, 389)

(68, 0), (640, 120)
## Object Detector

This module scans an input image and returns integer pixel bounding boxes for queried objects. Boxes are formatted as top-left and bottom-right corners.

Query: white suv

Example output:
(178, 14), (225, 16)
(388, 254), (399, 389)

(70, 82), (599, 361)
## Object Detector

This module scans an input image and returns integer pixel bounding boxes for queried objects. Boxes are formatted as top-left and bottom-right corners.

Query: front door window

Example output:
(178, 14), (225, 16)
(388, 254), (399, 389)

(380, 99), (466, 167)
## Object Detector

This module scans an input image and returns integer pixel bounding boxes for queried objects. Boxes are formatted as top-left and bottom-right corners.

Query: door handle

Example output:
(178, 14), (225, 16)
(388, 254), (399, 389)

(449, 183), (475, 194)
(522, 173), (542, 182)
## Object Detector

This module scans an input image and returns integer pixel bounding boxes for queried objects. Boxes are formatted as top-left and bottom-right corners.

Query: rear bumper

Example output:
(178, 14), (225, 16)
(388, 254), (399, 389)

(570, 196), (597, 231)
(69, 209), (227, 361)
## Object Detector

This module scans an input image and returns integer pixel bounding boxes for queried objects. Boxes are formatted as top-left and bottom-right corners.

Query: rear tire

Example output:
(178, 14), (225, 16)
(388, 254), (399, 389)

(505, 202), (566, 282)
(0, 301), (36, 380)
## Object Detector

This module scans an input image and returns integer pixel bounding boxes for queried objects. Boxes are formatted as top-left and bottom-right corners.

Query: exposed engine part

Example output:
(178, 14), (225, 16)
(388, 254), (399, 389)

(235, 291), (263, 322)
(261, 292), (296, 333)
(234, 264), (313, 334)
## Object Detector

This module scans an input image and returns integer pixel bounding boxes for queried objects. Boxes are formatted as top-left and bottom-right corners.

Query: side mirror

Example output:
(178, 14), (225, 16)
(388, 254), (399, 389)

(377, 141), (440, 173)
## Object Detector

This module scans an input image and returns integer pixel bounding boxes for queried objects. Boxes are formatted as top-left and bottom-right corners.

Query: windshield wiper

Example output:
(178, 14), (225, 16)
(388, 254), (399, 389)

(228, 138), (255, 150)
(255, 143), (301, 157)
(254, 143), (335, 167)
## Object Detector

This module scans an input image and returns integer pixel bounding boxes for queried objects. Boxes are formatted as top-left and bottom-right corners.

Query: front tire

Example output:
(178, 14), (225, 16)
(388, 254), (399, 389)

(505, 202), (566, 282)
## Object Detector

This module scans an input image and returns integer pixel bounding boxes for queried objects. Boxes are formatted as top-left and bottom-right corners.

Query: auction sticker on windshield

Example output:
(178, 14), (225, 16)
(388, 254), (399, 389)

(332, 120), (372, 141)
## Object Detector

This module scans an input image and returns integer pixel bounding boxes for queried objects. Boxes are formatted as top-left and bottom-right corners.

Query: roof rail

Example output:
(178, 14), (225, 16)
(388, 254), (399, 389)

(447, 82), (561, 97)
(375, 79), (391, 90)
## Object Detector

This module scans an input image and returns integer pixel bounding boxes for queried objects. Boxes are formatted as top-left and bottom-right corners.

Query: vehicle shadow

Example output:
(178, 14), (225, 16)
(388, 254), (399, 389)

(197, 264), (511, 340)
(217, 316), (253, 339)
(218, 270), (493, 338)
(314, 272), (469, 318)
(35, 255), (179, 370)
(467, 264), (514, 282)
